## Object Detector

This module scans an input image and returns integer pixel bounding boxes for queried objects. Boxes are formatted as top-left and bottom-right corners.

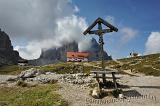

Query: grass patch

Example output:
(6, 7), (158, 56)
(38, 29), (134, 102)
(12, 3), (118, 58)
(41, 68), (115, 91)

(105, 60), (120, 67)
(0, 84), (68, 106)
(0, 65), (19, 75)
(114, 53), (160, 76)
(1, 53), (160, 76)
(38, 62), (94, 74)
(0, 62), (96, 75)
(0, 65), (31, 75)
(137, 67), (160, 76)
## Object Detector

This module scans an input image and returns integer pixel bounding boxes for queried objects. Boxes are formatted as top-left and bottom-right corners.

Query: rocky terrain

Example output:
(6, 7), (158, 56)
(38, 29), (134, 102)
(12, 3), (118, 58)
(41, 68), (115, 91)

(0, 67), (160, 106)
(0, 29), (20, 66)
(0, 68), (95, 87)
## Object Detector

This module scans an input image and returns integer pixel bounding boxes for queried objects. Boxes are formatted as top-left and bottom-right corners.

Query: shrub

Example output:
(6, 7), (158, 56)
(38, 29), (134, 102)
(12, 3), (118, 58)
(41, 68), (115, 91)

(112, 89), (123, 98)
(16, 80), (28, 87)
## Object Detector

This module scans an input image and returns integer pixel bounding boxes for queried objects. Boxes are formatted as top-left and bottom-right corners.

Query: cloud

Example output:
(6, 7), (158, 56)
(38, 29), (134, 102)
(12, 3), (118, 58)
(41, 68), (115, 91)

(0, 0), (89, 59)
(14, 42), (41, 60)
(105, 16), (138, 44)
(120, 27), (138, 43)
(103, 16), (139, 59)
(78, 37), (93, 52)
(74, 5), (80, 13)
(0, 0), (73, 39)
(55, 15), (87, 46)
(14, 15), (88, 60)
(145, 32), (160, 54)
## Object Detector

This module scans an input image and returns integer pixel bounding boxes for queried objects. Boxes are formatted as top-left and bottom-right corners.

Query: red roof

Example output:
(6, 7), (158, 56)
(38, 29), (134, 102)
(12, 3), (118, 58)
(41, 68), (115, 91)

(67, 52), (89, 58)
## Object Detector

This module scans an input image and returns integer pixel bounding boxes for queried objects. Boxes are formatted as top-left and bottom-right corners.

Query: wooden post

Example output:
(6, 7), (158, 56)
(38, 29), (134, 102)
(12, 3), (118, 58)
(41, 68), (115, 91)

(95, 73), (100, 83)
(83, 17), (118, 89)
(95, 73), (102, 89)
(98, 22), (106, 84)
(111, 72), (118, 89)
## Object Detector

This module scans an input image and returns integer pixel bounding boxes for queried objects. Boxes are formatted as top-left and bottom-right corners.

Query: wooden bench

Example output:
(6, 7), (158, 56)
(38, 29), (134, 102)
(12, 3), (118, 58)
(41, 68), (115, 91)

(91, 70), (119, 89)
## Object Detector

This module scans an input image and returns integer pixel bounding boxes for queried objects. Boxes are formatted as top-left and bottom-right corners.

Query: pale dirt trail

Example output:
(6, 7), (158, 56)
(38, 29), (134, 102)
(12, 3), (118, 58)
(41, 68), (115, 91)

(1, 74), (160, 106)
(57, 74), (160, 106)
(0, 75), (16, 83)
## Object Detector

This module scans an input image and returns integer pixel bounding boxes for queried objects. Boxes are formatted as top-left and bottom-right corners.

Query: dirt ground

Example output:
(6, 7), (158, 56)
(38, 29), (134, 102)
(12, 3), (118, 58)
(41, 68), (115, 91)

(57, 74), (160, 106)
(1, 73), (160, 106)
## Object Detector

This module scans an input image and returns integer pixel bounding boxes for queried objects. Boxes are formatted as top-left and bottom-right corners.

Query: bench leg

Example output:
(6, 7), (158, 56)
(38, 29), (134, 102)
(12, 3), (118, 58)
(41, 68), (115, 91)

(95, 73), (101, 89)
(102, 73), (106, 84)
(95, 73), (99, 83)
(112, 72), (118, 89)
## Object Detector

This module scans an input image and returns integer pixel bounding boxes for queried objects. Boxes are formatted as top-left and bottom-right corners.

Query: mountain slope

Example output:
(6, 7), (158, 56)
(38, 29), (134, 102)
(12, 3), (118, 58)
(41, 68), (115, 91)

(86, 38), (112, 61)
(104, 53), (160, 76)
(29, 41), (78, 65)
(29, 38), (112, 65)
(0, 29), (20, 66)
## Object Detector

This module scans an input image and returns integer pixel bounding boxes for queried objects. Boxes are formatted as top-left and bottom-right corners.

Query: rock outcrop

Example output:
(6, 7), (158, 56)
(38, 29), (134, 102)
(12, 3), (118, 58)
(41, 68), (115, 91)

(0, 29), (20, 66)
(18, 68), (41, 79)
(85, 38), (112, 61)
(29, 41), (78, 65)
(91, 87), (102, 99)
(6, 68), (94, 86)
(29, 38), (112, 65)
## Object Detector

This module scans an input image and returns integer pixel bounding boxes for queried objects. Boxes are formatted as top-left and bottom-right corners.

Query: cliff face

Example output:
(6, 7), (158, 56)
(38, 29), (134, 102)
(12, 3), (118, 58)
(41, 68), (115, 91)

(0, 31), (13, 49)
(0, 29), (20, 66)
(29, 38), (112, 65)
(86, 38), (112, 61)
(29, 41), (78, 65)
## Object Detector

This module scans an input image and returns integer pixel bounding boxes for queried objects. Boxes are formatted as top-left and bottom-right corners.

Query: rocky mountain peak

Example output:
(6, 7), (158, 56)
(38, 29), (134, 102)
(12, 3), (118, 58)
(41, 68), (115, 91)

(29, 38), (112, 65)
(86, 38), (112, 61)
(0, 29), (13, 50)
(29, 41), (78, 65)
(0, 29), (20, 66)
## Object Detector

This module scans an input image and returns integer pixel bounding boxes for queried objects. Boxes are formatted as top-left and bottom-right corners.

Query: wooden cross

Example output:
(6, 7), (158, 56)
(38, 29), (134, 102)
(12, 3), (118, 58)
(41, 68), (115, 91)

(83, 17), (118, 83)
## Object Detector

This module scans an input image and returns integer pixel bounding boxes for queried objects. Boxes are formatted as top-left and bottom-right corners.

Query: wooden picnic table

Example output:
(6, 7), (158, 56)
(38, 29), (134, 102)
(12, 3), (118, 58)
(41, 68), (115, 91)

(91, 70), (119, 89)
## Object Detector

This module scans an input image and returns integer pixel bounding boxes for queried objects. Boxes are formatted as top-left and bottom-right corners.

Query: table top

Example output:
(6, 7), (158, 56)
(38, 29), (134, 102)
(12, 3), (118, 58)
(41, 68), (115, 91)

(91, 70), (118, 74)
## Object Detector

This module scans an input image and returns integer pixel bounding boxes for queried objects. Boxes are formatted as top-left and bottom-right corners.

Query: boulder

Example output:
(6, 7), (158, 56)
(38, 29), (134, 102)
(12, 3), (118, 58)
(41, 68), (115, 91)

(91, 87), (102, 99)
(7, 76), (18, 82)
(119, 93), (124, 99)
(45, 72), (55, 75)
(60, 73), (93, 85)
(34, 77), (52, 84)
(18, 68), (40, 79)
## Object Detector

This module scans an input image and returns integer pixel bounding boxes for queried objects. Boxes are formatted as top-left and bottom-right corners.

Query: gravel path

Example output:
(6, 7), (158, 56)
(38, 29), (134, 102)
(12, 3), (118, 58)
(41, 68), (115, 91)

(0, 75), (16, 83)
(1, 74), (160, 106)
(57, 75), (160, 106)
(57, 82), (91, 106)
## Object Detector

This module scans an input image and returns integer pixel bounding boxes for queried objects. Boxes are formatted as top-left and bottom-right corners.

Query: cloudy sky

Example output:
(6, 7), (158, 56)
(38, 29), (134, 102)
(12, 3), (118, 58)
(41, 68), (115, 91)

(0, 0), (160, 59)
